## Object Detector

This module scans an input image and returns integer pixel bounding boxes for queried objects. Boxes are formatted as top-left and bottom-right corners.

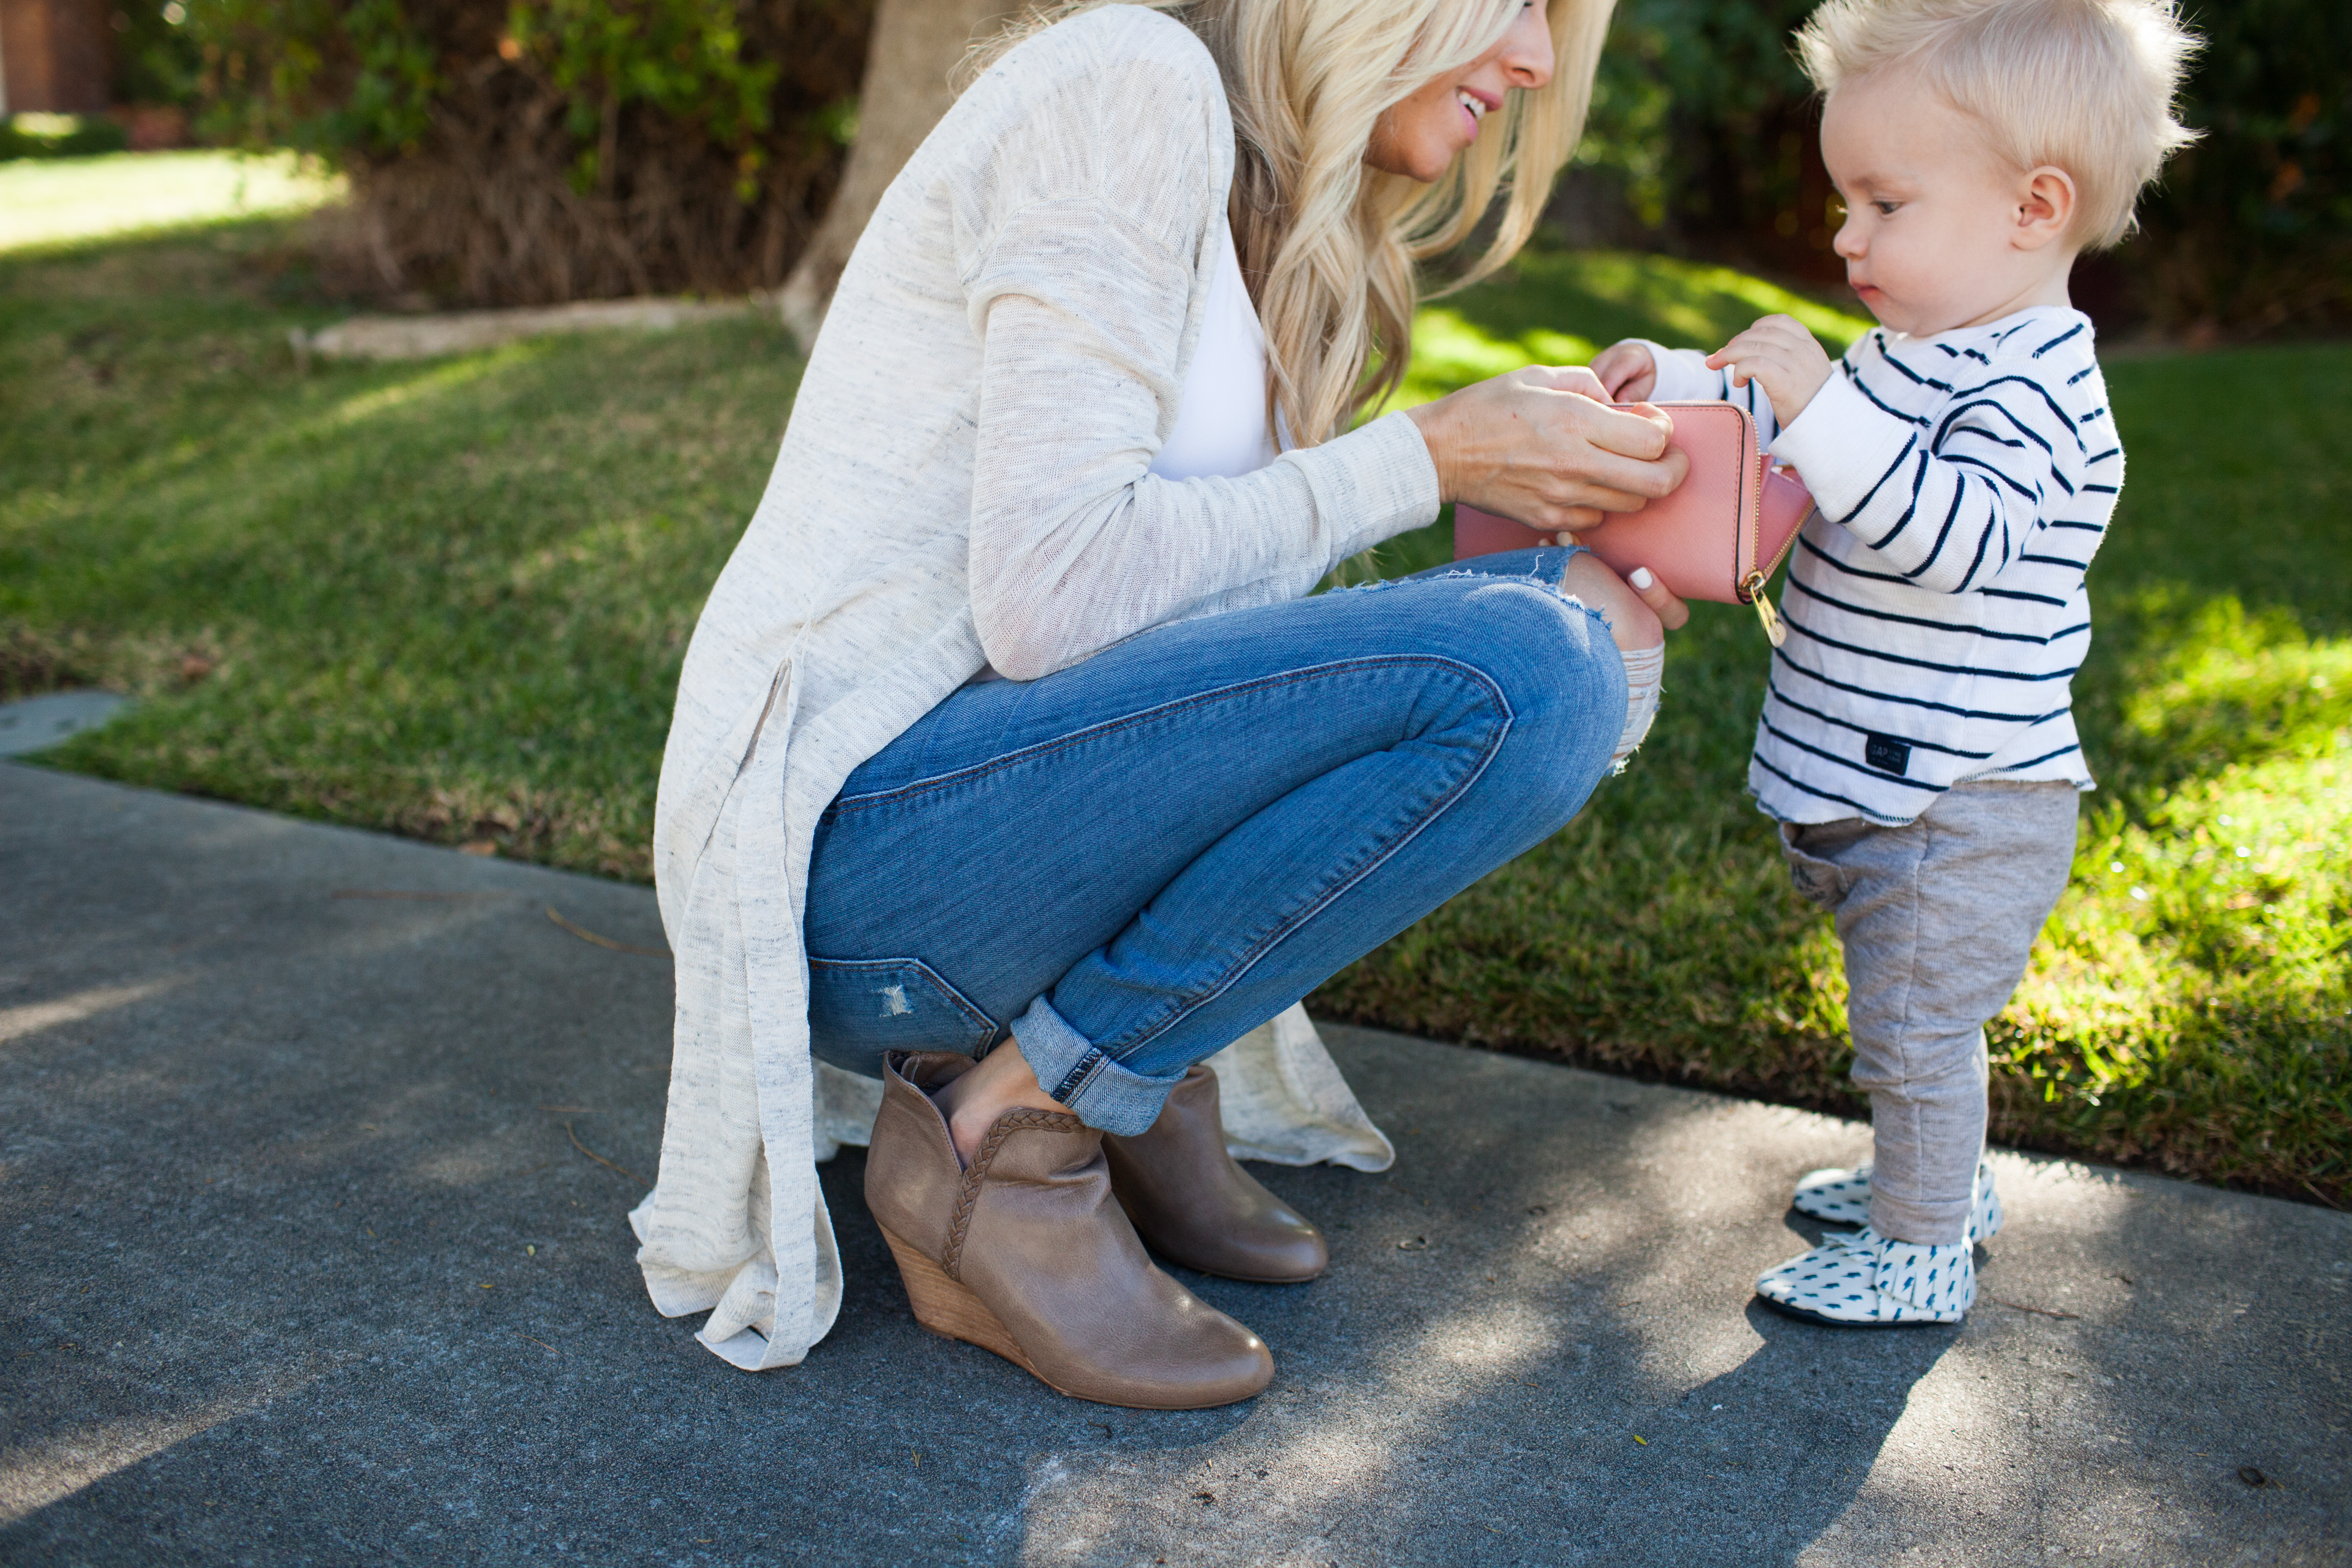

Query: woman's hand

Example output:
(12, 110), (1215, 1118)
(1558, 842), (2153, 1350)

(1589, 339), (1658, 401)
(1408, 366), (1690, 534)
(1561, 554), (1688, 653)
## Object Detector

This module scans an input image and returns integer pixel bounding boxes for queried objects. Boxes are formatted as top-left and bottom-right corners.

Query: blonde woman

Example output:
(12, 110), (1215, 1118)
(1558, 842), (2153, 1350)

(633, 0), (1691, 1407)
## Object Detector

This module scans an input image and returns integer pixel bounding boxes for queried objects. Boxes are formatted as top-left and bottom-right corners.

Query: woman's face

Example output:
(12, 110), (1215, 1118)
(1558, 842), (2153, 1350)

(1365, 2), (1556, 184)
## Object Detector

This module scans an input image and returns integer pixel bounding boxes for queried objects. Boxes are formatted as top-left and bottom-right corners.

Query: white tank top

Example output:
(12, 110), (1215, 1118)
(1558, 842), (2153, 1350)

(1149, 218), (1280, 480)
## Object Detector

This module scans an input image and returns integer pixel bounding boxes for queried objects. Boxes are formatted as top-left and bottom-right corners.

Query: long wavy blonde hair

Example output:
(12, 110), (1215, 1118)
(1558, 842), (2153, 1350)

(966, 0), (1614, 446)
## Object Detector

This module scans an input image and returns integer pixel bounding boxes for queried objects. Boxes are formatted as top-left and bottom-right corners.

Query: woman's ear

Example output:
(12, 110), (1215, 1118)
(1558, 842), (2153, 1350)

(2012, 165), (2076, 251)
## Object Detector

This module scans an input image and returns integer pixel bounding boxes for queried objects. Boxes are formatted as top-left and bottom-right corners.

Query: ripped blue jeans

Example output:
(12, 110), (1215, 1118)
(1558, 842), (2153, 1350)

(800, 547), (1625, 1135)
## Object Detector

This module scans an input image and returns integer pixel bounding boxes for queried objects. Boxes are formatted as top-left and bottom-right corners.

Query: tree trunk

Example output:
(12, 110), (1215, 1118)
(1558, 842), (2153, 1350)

(778, 0), (1025, 348)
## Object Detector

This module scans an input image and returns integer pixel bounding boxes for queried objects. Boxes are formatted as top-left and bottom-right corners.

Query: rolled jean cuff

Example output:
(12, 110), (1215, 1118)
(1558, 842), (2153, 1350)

(1007, 996), (1184, 1136)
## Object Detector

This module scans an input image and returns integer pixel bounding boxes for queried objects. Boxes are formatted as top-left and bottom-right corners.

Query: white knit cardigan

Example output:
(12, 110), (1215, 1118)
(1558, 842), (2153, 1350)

(630, 4), (1443, 1369)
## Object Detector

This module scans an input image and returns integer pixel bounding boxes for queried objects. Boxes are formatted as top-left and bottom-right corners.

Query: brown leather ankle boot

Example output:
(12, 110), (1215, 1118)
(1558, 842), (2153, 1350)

(1102, 1065), (1329, 1284)
(864, 1051), (1274, 1410)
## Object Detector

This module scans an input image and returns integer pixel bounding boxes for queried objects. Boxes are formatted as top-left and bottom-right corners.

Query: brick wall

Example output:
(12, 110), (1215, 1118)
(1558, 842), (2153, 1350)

(1, 0), (113, 116)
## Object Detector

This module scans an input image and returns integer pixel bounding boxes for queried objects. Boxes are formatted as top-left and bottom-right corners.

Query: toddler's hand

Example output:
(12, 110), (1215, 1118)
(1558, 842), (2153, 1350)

(1589, 340), (1657, 402)
(1706, 315), (1833, 426)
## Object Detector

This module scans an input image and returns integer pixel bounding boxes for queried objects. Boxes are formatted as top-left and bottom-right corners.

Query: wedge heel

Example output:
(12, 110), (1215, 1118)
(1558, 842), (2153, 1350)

(876, 1222), (1036, 1374)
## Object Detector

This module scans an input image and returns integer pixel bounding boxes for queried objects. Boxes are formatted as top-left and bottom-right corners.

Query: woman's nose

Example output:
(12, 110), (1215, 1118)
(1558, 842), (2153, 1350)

(1501, 4), (1555, 90)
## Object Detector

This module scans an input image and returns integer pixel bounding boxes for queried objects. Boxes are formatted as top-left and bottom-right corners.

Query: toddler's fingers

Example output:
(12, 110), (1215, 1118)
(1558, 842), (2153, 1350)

(1627, 565), (1690, 630)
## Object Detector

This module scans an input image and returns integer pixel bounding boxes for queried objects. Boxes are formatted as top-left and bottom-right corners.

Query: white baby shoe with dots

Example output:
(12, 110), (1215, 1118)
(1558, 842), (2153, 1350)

(1792, 1158), (2004, 1244)
(1754, 1227), (1977, 1326)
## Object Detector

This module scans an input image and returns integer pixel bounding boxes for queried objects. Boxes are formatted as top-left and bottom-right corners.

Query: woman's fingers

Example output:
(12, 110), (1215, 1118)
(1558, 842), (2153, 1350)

(1627, 565), (1690, 630)
(1411, 366), (1690, 517)
(1568, 396), (1676, 462)
(1558, 552), (1664, 653)
(1559, 438), (1688, 503)
(1520, 364), (1612, 402)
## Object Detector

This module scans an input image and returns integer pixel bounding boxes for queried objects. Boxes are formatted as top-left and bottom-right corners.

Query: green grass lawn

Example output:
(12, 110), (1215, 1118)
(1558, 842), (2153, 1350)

(4, 187), (2345, 1206)
(0, 151), (344, 255)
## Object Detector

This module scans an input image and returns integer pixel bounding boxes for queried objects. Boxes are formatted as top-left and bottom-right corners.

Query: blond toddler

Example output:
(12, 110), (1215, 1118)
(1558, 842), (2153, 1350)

(1589, 0), (2200, 1324)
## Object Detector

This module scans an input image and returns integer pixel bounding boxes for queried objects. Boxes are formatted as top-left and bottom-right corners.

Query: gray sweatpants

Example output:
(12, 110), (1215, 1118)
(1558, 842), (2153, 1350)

(1780, 779), (2079, 1246)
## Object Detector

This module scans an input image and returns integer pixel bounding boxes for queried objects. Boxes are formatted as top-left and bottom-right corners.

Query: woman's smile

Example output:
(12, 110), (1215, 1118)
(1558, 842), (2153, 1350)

(1458, 86), (1496, 139)
(1366, 4), (1552, 183)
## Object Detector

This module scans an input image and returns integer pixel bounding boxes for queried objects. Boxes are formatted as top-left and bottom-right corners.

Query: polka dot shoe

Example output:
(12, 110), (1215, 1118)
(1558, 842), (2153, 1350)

(1791, 1158), (2004, 1245)
(1754, 1227), (1977, 1326)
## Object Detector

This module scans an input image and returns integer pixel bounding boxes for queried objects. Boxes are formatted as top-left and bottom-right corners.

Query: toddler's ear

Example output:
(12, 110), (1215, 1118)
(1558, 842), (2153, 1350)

(2014, 166), (2077, 250)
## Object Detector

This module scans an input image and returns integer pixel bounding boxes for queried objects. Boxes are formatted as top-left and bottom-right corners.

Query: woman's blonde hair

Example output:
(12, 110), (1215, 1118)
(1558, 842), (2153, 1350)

(1796, 0), (2200, 249)
(968, 0), (1613, 446)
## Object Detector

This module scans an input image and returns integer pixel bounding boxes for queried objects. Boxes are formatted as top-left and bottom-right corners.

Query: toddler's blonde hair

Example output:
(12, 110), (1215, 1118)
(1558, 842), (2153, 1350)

(1796, 0), (2200, 248)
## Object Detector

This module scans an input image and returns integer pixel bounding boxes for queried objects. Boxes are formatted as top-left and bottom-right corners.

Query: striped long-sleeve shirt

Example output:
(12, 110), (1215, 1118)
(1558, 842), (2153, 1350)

(1638, 306), (2117, 825)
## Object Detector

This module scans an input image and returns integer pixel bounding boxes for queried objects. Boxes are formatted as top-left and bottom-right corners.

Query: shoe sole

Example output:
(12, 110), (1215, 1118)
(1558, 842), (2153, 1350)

(877, 1224), (1263, 1411)
(1755, 1292), (1964, 1329)
(1150, 1252), (1326, 1286)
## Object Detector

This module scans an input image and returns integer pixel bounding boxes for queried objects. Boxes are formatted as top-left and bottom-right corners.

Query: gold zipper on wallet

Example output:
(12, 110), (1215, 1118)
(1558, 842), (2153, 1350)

(1742, 570), (1787, 647)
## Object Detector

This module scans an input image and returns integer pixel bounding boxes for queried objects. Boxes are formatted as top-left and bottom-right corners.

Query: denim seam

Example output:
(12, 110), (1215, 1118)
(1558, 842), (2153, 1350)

(1050, 1047), (1108, 1104)
(804, 954), (998, 1049)
(1090, 662), (1517, 1065)
(828, 653), (1507, 818)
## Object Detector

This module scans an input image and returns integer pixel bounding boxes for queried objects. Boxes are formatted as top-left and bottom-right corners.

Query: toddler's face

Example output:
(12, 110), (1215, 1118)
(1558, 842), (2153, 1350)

(1820, 71), (2069, 338)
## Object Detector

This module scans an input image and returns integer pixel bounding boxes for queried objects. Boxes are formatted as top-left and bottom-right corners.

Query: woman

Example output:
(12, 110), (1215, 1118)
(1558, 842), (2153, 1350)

(629, 0), (1691, 1405)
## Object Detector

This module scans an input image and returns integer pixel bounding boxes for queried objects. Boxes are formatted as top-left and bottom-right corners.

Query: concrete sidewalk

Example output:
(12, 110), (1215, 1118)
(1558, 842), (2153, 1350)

(3, 762), (2345, 1566)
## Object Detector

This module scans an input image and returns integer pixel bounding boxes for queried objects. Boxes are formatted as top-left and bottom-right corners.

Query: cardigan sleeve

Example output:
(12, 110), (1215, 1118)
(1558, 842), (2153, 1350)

(954, 13), (1439, 682)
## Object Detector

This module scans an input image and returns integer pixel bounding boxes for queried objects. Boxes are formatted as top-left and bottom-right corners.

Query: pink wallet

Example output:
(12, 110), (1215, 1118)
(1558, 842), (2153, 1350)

(1452, 401), (1813, 644)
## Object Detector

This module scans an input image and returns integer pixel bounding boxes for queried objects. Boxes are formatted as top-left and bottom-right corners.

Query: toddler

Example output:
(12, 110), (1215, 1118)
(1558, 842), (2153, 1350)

(1589, 0), (2199, 1324)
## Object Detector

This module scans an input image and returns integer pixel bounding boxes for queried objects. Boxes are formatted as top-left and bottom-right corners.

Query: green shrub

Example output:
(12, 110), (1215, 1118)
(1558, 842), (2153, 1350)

(115, 0), (206, 108)
(2127, 0), (2352, 333)
(188, 0), (872, 304)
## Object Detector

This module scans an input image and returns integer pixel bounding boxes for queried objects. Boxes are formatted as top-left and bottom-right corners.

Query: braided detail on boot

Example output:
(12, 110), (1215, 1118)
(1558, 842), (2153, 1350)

(941, 1107), (1083, 1280)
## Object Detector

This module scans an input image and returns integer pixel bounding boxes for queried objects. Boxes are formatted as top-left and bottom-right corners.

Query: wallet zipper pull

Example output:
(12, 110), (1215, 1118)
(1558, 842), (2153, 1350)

(1742, 570), (1787, 648)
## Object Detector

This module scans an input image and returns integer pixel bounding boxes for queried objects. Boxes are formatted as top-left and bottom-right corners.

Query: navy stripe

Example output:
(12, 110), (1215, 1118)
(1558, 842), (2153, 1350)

(1765, 678), (1992, 758)
(1787, 575), (2079, 645)
(1826, 434), (1923, 530)
(1947, 500), (1999, 591)
(1988, 741), (2084, 772)
(1897, 475), (1976, 584)
(1937, 379), (2084, 454)
(2032, 322), (2086, 357)
(1866, 451), (1934, 551)
(1771, 646), (2065, 723)
(1852, 370), (1931, 426)
(1982, 585), (2069, 606)
(1751, 753), (1935, 816)
(1882, 355), (1958, 393)
(1785, 616), (2082, 681)
(1942, 450), (2042, 500)
(2048, 519), (2104, 532)
(1798, 530), (1906, 582)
